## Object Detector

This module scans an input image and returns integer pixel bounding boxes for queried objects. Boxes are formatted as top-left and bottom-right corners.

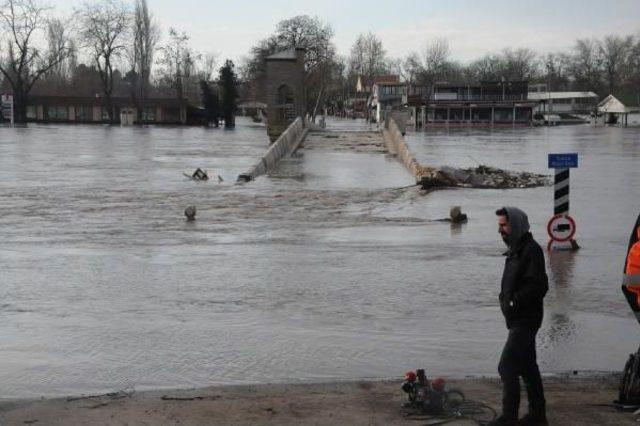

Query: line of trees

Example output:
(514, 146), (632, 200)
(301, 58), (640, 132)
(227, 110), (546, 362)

(239, 18), (640, 114)
(2, 3), (638, 124)
(0, 0), (237, 125)
(343, 32), (640, 106)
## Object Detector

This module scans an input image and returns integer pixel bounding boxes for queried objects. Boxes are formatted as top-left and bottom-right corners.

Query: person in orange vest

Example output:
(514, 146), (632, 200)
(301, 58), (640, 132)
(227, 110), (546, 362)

(626, 216), (640, 274)
(622, 214), (640, 318)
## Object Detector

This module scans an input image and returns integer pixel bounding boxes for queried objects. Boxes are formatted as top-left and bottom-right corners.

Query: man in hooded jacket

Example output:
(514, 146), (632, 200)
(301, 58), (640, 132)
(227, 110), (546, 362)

(489, 207), (549, 426)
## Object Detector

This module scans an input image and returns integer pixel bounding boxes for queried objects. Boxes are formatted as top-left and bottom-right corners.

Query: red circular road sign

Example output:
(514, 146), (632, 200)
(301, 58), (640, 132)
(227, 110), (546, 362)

(547, 214), (576, 242)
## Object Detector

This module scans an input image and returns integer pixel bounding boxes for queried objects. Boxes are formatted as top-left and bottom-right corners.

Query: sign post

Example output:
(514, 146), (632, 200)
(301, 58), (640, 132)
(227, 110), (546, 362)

(547, 153), (579, 251)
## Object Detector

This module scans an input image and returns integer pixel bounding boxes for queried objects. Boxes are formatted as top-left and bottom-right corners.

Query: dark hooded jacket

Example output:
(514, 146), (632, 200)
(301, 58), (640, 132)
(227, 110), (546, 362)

(499, 207), (549, 329)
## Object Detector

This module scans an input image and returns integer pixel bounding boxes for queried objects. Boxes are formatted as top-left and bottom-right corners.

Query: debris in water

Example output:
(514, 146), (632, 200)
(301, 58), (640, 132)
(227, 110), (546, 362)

(418, 165), (549, 190)
(191, 168), (208, 181)
(185, 206), (197, 221)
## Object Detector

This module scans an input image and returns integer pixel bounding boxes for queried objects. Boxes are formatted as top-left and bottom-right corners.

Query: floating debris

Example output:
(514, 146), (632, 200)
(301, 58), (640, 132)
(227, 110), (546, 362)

(191, 168), (208, 181)
(418, 165), (550, 190)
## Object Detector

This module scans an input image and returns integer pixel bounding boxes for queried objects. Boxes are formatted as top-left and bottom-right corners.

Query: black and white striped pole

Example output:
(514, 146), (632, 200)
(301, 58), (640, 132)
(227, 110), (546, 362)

(547, 153), (579, 251)
(554, 168), (570, 215)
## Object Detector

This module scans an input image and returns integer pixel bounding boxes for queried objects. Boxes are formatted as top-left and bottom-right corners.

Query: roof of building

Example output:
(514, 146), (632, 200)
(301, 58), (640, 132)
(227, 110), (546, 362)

(266, 48), (305, 61)
(372, 75), (399, 85)
(358, 75), (399, 87)
(433, 80), (529, 88)
(528, 91), (599, 101)
(598, 94), (628, 113)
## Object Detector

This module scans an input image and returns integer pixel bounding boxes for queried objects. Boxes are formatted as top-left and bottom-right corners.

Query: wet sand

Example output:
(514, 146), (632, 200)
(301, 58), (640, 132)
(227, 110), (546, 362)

(0, 374), (634, 425)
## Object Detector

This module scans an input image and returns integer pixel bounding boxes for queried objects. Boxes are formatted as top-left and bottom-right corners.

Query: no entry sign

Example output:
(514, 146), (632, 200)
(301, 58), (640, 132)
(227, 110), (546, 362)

(547, 214), (576, 242)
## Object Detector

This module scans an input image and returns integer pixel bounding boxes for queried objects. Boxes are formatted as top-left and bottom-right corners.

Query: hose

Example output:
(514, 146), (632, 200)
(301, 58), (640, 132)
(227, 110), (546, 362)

(402, 389), (497, 426)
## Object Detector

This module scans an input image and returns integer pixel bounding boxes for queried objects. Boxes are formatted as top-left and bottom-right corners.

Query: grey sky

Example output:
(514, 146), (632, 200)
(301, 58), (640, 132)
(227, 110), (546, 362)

(56, 0), (639, 65)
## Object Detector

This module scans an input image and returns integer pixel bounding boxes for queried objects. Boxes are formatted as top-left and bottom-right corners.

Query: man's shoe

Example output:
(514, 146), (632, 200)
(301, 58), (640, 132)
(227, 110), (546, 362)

(487, 415), (518, 426)
(518, 412), (549, 426)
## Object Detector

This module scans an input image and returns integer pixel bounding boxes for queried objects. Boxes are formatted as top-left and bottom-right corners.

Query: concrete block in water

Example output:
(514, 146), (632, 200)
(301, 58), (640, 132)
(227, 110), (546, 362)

(449, 206), (468, 223)
(185, 206), (197, 221)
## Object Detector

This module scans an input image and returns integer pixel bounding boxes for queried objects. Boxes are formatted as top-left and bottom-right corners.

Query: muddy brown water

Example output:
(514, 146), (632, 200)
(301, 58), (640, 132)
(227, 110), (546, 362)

(0, 117), (639, 398)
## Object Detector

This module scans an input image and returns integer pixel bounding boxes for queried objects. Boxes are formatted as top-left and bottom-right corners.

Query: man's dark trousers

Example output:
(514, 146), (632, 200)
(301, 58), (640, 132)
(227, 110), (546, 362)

(498, 326), (546, 420)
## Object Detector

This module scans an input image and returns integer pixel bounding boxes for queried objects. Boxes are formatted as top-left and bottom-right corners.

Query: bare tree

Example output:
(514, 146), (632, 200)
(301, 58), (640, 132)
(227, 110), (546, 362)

(128, 0), (158, 122)
(275, 15), (334, 73)
(0, 0), (72, 123)
(156, 28), (198, 123)
(598, 35), (633, 94)
(47, 17), (76, 86)
(501, 48), (539, 80)
(198, 52), (218, 82)
(628, 37), (640, 105)
(388, 57), (409, 83)
(78, 0), (130, 123)
(323, 54), (348, 115)
(422, 38), (450, 78)
(406, 38), (452, 118)
(467, 53), (503, 81)
(570, 38), (603, 94)
(348, 32), (388, 90)
(349, 32), (388, 82)
(541, 52), (571, 91)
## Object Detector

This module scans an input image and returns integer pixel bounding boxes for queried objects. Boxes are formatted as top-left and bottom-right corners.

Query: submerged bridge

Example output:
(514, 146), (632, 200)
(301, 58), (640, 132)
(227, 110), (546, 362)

(240, 46), (429, 186)
(237, 115), (549, 192)
(237, 47), (544, 190)
(236, 115), (438, 187)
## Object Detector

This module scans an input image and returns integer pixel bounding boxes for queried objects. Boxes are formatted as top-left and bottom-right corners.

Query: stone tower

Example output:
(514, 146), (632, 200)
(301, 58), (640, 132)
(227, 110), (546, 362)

(265, 48), (306, 142)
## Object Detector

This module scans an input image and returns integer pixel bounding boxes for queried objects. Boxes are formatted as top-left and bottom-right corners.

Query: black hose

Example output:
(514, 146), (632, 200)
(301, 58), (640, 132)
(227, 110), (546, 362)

(402, 389), (496, 426)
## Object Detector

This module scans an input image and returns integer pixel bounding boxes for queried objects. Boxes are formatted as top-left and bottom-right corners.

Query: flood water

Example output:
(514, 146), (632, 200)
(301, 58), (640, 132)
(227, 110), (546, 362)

(1, 117), (639, 398)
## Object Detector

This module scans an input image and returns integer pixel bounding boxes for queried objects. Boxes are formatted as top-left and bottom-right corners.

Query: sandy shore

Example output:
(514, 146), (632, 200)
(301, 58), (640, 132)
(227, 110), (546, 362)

(0, 374), (635, 425)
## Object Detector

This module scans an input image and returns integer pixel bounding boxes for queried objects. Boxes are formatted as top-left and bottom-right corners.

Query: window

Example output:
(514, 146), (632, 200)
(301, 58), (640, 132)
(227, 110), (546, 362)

(277, 85), (296, 119)
(76, 106), (91, 121)
(278, 85), (294, 105)
(142, 107), (155, 122)
(163, 107), (180, 122)
(26, 106), (36, 119)
(47, 106), (68, 120)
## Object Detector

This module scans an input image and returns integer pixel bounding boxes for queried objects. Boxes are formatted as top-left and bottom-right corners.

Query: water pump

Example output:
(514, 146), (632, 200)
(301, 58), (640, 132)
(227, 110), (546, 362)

(401, 368), (446, 414)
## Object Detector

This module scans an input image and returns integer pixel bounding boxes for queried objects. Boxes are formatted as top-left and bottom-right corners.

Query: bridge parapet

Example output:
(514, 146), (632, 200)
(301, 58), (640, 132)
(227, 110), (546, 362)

(238, 117), (308, 182)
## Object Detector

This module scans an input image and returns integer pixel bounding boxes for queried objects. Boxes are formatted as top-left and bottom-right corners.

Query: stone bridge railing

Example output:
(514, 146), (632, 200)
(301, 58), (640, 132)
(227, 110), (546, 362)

(382, 116), (549, 190)
(382, 117), (438, 185)
(237, 117), (308, 182)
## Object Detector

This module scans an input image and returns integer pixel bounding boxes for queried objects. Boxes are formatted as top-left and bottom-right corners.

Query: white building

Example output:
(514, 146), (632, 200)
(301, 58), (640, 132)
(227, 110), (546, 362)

(527, 91), (599, 114)
(597, 94), (631, 127)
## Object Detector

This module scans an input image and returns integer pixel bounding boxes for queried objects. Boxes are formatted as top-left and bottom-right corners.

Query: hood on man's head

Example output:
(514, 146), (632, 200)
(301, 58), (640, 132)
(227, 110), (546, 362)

(502, 206), (530, 250)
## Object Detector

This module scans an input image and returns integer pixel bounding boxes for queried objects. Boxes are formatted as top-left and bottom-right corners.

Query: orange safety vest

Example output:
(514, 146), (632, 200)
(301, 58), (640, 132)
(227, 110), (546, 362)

(626, 227), (640, 274)
(623, 226), (640, 319)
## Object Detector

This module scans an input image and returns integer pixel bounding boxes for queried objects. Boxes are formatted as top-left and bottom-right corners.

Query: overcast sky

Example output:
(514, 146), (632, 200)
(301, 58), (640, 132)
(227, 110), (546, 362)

(57, 0), (639, 65)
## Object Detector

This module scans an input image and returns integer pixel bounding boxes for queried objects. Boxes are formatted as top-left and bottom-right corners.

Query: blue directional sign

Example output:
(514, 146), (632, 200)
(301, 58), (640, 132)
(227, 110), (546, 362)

(548, 153), (578, 169)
